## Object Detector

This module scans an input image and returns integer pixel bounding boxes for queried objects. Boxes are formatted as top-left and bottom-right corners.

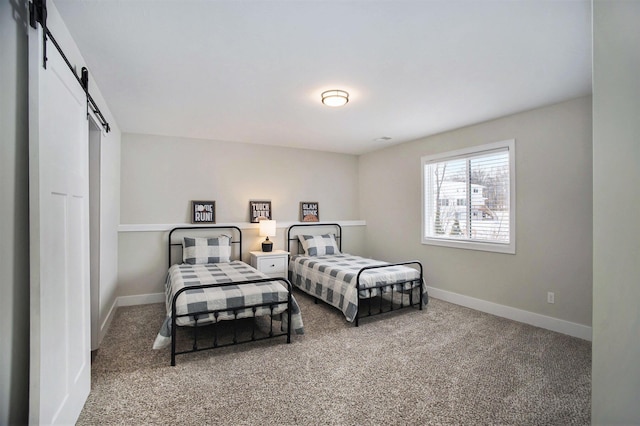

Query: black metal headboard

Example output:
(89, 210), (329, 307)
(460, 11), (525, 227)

(168, 226), (242, 268)
(287, 223), (342, 255)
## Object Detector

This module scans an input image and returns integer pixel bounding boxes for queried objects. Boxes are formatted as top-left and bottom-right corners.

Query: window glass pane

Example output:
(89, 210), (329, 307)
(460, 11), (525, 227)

(431, 158), (465, 237)
(469, 151), (510, 243)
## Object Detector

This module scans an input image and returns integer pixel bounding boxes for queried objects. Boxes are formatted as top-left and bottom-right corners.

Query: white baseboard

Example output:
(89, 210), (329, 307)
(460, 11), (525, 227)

(116, 292), (165, 306)
(98, 298), (118, 347)
(427, 286), (592, 341)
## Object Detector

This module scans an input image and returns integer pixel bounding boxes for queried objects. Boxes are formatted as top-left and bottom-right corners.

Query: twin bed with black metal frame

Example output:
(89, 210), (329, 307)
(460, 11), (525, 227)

(287, 223), (428, 326)
(153, 226), (304, 365)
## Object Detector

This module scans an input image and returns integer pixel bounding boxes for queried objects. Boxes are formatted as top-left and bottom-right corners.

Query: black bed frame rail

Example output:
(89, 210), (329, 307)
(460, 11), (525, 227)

(168, 226), (242, 268)
(354, 261), (425, 326)
(171, 277), (293, 366)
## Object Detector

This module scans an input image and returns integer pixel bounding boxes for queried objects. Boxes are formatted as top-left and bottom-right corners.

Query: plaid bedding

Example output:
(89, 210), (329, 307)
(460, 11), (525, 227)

(289, 254), (426, 322)
(153, 261), (304, 349)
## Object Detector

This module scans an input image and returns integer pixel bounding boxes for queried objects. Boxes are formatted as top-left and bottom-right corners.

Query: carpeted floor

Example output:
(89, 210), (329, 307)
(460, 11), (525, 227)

(78, 290), (591, 425)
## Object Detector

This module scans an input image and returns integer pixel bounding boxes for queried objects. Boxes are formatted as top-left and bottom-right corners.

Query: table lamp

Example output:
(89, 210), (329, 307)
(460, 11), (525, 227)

(259, 220), (276, 252)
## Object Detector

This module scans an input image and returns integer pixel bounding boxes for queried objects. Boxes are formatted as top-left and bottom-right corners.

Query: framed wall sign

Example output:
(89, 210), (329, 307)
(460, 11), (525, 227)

(300, 201), (319, 222)
(192, 201), (216, 223)
(249, 200), (272, 223)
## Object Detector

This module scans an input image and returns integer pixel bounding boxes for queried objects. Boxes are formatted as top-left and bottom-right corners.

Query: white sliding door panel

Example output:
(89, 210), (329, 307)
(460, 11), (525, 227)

(29, 22), (91, 425)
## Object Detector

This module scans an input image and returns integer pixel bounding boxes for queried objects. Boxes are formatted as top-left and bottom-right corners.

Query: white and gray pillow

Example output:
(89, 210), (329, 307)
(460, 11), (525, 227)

(183, 235), (231, 264)
(298, 234), (340, 256)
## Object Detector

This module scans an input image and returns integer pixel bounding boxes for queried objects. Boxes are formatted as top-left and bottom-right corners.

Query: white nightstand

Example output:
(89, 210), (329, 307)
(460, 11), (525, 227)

(250, 250), (289, 279)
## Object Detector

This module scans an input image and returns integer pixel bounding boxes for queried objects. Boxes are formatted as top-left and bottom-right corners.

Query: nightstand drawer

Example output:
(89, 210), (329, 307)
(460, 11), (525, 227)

(250, 250), (289, 279)
(256, 256), (287, 276)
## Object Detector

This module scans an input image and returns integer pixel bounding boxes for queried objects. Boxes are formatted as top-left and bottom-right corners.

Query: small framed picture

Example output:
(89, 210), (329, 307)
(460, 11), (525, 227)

(300, 201), (319, 222)
(249, 200), (272, 223)
(192, 201), (216, 223)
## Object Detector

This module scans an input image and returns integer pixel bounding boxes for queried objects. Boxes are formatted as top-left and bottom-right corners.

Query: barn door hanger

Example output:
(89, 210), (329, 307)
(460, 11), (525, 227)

(29, 0), (48, 69)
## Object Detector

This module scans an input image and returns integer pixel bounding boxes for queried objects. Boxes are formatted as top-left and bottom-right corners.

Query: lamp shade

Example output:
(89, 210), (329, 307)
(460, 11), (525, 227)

(259, 220), (277, 237)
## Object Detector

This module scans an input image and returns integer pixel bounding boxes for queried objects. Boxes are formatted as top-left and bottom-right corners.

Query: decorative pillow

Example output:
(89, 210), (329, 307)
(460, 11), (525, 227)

(298, 234), (340, 256)
(183, 235), (231, 264)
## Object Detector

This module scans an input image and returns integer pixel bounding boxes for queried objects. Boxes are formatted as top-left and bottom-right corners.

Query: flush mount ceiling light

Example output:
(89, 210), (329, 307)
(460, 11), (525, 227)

(321, 89), (349, 107)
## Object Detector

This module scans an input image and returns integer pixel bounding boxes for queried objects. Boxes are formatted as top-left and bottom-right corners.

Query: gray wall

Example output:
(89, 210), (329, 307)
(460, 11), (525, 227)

(359, 97), (593, 327)
(118, 133), (363, 297)
(592, 1), (640, 423)
(121, 133), (360, 224)
(0, 1), (30, 423)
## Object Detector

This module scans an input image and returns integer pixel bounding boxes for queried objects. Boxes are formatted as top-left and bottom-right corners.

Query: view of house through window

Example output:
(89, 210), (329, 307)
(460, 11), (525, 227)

(422, 140), (515, 253)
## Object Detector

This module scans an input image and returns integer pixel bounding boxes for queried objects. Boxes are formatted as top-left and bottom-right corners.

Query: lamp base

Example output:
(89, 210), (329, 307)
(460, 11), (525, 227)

(262, 240), (273, 252)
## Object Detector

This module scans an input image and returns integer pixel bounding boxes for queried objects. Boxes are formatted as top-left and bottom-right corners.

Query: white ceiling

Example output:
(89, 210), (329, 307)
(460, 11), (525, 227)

(54, 0), (592, 155)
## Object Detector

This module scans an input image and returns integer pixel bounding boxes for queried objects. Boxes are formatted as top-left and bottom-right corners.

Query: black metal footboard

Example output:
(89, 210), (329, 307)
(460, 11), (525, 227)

(170, 277), (293, 366)
(354, 261), (425, 327)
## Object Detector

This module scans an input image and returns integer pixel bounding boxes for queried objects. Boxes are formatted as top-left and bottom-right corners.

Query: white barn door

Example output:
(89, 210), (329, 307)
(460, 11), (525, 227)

(28, 23), (91, 425)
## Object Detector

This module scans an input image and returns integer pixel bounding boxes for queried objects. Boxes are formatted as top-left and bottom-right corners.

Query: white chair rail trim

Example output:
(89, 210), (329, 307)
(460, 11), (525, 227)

(119, 220), (366, 233)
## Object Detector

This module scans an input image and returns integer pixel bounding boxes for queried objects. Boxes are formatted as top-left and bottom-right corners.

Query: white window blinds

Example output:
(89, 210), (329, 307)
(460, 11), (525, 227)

(422, 140), (515, 253)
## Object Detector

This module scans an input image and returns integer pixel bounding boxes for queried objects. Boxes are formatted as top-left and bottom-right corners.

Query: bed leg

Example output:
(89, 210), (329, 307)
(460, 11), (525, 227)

(286, 316), (292, 343)
(410, 285), (414, 307)
(267, 305), (274, 337)
(251, 307), (257, 341)
(232, 310), (239, 344)
(287, 289), (292, 343)
(171, 303), (177, 366)
(192, 316), (199, 351)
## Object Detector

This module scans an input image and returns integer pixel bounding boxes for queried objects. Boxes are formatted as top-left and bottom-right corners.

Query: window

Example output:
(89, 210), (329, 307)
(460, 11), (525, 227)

(421, 139), (515, 254)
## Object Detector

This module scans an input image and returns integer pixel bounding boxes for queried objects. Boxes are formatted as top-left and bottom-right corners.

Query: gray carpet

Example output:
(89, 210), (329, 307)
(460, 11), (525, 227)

(78, 291), (591, 425)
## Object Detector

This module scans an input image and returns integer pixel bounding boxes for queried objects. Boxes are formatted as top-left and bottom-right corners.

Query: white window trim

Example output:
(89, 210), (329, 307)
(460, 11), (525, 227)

(421, 139), (516, 254)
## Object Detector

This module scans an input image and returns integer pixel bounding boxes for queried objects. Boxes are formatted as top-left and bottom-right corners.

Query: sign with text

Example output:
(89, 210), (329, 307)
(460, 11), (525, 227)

(249, 200), (272, 223)
(192, 201), (216, 223)
(300, 201), (319, 222)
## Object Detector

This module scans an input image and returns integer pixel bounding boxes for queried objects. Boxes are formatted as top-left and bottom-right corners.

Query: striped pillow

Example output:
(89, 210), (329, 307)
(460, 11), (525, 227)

(183, 236), (231, 264)
(298, 234), (340, 256)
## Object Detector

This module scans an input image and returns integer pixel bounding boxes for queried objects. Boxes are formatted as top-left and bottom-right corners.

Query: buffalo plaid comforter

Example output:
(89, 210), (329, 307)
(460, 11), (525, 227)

(289, 254), (426, 322)
(153, 261), (304, 349)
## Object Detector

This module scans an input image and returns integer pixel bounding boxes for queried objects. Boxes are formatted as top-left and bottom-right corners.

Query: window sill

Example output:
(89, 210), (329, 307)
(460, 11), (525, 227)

(421, 237), (515, 254)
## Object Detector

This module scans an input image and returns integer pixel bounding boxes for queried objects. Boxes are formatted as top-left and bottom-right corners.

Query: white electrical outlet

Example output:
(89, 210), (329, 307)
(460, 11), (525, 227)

(547, 292), (555, 304)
